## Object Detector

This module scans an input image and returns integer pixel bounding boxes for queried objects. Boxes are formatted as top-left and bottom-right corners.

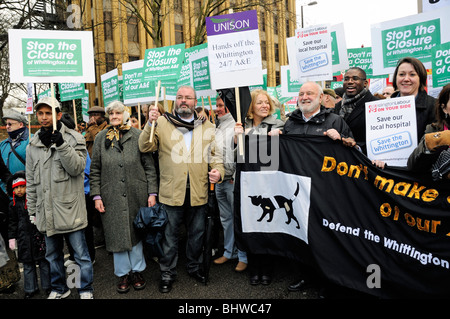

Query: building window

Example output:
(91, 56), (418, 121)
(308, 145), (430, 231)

(175, 24), (184, 44)
(260, 12), (265, 32)
(274, 43), (279, 62)
(286, 19), (290, 37)
(129, 55), (140, 62)
(276, 70), (280, 86)
(174, 0), (182, 13)
(261, 41), (266, 61)
(273, 14), (278, 35)
(127, 16), (139, 43)
(104, 11), (113, 41)
(105, 53), (115, 72)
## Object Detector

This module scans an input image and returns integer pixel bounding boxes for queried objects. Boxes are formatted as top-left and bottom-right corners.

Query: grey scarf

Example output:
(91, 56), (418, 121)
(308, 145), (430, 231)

(339, 88), (368, 120)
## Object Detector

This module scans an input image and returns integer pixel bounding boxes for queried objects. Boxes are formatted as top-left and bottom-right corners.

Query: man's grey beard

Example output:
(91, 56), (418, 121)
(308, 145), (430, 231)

(176, 104), (193, 117)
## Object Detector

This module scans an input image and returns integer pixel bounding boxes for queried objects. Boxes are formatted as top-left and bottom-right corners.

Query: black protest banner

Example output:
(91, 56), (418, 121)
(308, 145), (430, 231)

(234, 134), (450, 298)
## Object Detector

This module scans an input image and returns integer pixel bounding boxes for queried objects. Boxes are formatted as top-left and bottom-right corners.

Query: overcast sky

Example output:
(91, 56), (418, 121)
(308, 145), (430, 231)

(296, 0), (418, 48)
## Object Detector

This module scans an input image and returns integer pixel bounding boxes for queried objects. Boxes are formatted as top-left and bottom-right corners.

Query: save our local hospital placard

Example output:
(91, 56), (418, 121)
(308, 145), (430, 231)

(371, 6), (450, 76)
(206, 10), (263, 89)
(365, 96), (417, 167)
(8, 29), (95, 83)
(289, 24), (333, 83)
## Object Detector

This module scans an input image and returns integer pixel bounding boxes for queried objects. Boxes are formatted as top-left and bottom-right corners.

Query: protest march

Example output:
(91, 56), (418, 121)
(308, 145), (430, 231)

(2, 0), (450, 301)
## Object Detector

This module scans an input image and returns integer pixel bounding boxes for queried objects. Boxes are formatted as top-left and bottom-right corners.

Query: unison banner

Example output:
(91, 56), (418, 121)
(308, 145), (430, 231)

(235, 135), (450, 298)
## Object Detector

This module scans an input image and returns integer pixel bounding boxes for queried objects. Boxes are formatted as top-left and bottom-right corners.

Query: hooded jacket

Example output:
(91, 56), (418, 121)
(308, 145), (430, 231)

(26, 123), (88, 237)
(284, 106), (353, 138)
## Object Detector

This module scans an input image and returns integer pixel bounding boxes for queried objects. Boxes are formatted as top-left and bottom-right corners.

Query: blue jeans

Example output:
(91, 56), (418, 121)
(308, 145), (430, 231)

(45, 229), (93, 294)
(160, 189), (206, 280)
(215, 180), (247, 263)
(113, 241), (146, 277)
(23, 259), (50, 294)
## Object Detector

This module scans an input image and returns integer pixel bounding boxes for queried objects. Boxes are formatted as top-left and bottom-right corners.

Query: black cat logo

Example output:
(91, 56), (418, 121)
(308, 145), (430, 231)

(248, 182), (300, 229)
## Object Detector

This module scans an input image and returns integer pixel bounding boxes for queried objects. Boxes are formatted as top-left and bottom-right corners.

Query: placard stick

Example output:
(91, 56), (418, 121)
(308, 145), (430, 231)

(138, 102), (141, 128)
(208, 96), (215, 125)
(72, 100), (78, 128)
(235, 87), (244, 156)
(51, 83), (57, 131)
(149, 80), (161, 143)
(28, 115), (31, 139)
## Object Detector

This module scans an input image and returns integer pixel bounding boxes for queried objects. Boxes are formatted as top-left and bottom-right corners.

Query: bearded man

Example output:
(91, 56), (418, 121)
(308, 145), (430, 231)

(283, 81), (355, 146)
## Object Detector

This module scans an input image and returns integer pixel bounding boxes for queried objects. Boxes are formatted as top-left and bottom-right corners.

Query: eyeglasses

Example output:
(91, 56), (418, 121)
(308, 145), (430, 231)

(5, 122), (19, 127)
(176, 96), (195, 101)
(343, 76), (366, 82)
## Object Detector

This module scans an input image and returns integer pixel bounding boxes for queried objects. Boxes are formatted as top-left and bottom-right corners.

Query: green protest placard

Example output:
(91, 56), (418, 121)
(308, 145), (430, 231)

(371, 7), (450, 75)
(101, 69), (120, 107)
(81, 90), (89, 122)
(281, 65), (302, 97)
(122, 60), (156, 105)
(249, 70), (267, 91)
(9, 29), (95, 83)
(22, 38), (83, 76)
(178, 43), (208, 87)
(432, 41), (450, 88)
(347, 47), (387, 79)
(38, 88), (52, 100)
(58, 83), (85, 102)
(189, 49), (215, 98)
(143, 44), (185, 82)
(381, 19), (440, 68)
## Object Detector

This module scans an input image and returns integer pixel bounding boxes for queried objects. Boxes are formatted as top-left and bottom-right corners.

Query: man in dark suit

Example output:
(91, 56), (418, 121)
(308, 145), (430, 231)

(334, 67), (379, 155)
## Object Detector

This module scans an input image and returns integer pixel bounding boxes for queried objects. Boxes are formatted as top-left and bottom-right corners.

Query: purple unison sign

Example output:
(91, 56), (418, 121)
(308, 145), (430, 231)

(206, 10), (263, 90)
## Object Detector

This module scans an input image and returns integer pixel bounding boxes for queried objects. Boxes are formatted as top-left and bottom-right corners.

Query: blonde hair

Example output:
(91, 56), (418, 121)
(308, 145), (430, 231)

(246, 89), (276, 119)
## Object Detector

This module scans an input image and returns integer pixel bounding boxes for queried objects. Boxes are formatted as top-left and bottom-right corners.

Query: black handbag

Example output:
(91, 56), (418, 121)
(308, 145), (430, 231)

(133, 203), (168, 258)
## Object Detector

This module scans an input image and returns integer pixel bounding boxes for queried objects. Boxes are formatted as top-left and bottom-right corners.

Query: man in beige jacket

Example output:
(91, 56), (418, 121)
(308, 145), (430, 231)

(139, 85), (224, 293)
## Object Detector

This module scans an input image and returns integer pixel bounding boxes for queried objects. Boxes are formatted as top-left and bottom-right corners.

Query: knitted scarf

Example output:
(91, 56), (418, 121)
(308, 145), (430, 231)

(105, 124), (131, 149)
(339, 88), (368, 120)
(163, 109), (206, 131)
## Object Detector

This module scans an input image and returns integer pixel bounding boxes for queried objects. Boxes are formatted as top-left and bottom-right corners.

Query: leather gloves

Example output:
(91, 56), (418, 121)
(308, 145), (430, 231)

(51, 130), (64, 147)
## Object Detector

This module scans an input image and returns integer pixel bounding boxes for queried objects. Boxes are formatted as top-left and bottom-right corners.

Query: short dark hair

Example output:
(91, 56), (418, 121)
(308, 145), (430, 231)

(345, 67), (367, 80)
(392, 57), (427, 92)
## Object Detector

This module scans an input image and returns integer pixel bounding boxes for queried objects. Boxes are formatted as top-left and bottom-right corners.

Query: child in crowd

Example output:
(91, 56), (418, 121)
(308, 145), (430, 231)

(7, 171), (50, 299)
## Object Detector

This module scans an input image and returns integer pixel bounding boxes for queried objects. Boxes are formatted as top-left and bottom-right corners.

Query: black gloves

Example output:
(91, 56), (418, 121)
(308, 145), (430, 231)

(51, 130), (64, 147)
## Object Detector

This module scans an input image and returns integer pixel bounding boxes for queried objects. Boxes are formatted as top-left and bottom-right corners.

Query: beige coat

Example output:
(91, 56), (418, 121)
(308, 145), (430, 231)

(138, 117), (224, 207)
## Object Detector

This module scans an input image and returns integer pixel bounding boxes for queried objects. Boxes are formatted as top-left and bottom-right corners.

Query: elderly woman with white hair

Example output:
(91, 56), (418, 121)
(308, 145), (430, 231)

(89, 101), (158, 294)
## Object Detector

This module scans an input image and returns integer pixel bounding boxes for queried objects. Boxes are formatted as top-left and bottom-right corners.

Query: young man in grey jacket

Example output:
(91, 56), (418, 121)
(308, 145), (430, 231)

(26, 96), (94, 299)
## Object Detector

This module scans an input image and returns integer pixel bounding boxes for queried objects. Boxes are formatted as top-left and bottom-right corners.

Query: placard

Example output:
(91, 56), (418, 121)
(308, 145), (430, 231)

(143, 44), (185, 82)
(431, 41), (450, 88)
(122, 59), (156, 105)
(371, 7), (450, 75)
(288, 24), (333, 83)
(101, 69), (120, 107)
(206, 10), (263, 89)
(365, 96), (417, 167)
(58, 83), (85, 102)
(189, 49), (216, 98)
(9, 29), (95, 83)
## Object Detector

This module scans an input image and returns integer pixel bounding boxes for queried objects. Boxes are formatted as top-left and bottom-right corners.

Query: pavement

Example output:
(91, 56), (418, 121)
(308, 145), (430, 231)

(0, 228), (322, 302)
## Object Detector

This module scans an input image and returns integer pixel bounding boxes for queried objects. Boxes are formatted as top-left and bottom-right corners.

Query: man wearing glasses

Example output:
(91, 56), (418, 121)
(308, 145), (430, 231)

(139, 85), (224, 294)
(334, 67), (379, 155)
(0, 110), (30, 194)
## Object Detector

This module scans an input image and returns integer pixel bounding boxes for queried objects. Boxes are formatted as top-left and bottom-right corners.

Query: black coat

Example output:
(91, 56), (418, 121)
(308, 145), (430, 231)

(335, 91), (379, 155)
(391, 90), (436, 142)
(284, 106), (354, 138)
(8, 197), (46, 263)
(0, 156), (11, 241)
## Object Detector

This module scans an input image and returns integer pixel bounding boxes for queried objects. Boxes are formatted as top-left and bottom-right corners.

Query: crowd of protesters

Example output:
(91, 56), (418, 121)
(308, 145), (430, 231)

(0, 55), (449, 299)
